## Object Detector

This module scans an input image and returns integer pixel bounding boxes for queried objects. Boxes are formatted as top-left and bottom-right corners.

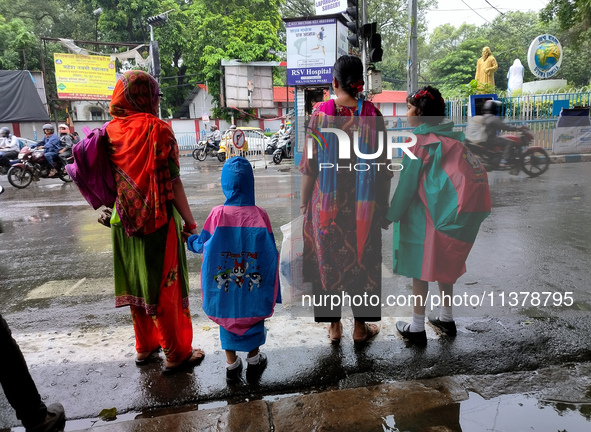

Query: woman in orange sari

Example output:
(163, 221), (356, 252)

(107, 70), (204, 374)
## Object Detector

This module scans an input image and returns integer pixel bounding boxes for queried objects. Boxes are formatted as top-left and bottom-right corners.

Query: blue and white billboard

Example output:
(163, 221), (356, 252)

(286, 18), (347, 86)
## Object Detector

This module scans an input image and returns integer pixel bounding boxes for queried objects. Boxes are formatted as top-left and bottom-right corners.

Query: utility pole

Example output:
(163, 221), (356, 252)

(147, 10), (173, 119)
(361, 0), (367, 94)
(407, 0), (418, 94)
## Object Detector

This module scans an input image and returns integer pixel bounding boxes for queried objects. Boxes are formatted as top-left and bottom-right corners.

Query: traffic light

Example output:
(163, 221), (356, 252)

(147, 13), (168, 27)
(345, 0), (359, 48)
(368, 33), (383, 63)
(364, 22), (383, 63)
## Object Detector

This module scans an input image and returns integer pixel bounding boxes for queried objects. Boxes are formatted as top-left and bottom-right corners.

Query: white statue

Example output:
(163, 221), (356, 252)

(507, 59), (524, 95)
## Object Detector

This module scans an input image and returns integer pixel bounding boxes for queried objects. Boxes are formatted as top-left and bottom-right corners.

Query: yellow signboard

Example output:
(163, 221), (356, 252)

(54, 53), (117, 100)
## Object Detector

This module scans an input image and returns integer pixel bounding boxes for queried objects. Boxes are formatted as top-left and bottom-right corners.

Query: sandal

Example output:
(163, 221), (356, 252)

(327, 322), (342, 345)
(162, 349), (205, 375)
(353, 323), (380, 344)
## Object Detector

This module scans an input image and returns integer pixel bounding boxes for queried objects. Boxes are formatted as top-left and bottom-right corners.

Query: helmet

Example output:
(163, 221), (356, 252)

(230, 125), (236, 130)
(58, 124), (69, 131)
(0, 127), (9, 137)
(482, 100), (502, 116)
(42, 123), (54, 132)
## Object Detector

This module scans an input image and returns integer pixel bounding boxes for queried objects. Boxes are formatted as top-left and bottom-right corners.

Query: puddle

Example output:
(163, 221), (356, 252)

(460, 392), (591, 431)
(381, 391), (591, 431)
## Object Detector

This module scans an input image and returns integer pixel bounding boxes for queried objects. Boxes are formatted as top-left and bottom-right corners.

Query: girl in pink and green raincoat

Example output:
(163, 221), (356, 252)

(388, 86), (491, 345)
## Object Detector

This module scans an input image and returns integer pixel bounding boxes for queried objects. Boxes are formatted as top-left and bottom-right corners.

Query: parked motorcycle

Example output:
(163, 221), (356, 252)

(272, 134), (292, 165)
(192, 134), (224, 162)
(464, 128), (550, 177)
(7, 146), (73, 188)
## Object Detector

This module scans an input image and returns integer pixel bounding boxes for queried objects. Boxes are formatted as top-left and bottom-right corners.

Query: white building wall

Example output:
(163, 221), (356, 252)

(71, 101), (110, 122)
(188, 89), (216, 120)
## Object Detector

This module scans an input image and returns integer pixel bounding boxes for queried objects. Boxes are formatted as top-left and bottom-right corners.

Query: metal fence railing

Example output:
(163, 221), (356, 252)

(446, 90), (591, 124)
(388, 118), (556, 152)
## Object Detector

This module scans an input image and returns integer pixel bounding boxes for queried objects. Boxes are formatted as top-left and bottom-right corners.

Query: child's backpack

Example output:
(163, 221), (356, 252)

(65, 123), (117, 210)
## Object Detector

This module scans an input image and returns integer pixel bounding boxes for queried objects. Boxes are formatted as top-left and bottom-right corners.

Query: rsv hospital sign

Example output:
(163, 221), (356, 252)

(285, 17), (348, 86)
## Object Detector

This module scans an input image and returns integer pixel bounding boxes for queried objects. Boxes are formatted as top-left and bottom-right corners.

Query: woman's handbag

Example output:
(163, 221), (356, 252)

(98, 207), (112, 228)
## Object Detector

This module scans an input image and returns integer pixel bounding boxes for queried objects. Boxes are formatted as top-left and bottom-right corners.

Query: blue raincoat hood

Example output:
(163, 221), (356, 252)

(222, 157), (255, 206)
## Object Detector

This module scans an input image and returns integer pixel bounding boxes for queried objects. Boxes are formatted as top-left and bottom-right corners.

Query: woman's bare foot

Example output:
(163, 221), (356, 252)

(352, 322), (380, 343)
(327, 321), (342, 344)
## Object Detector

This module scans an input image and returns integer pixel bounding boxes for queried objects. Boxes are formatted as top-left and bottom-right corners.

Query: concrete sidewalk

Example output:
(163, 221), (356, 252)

(75, 363), (591, 431)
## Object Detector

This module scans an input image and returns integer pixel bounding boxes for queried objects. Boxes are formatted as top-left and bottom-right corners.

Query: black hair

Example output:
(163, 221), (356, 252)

(333, 55), (364, 98)
(407, 85), (446, 125)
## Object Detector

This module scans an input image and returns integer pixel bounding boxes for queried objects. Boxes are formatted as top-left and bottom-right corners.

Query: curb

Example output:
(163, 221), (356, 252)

(550, 153), (591, 163)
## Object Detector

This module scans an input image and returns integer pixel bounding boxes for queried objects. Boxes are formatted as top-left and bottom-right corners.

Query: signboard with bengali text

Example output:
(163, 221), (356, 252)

(527, 34), (563, 79)
(54, 53), (117, 100)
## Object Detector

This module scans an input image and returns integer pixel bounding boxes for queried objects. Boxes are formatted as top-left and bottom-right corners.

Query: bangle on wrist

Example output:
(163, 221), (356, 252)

(184, 222), (197, 230)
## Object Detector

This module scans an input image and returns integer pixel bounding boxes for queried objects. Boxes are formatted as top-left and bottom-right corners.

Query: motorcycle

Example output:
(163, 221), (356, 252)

(0, 158), (19, 176)
(265, 134), (280, 155)
(192, 134), (224, 162)
(464, 127), (550, 177)
(272, 133), (292, 165)
(7, 146), (73, 188)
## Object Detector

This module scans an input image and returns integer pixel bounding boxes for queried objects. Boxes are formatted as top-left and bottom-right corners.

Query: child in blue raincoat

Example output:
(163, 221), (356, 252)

(187, 157), (280, 382)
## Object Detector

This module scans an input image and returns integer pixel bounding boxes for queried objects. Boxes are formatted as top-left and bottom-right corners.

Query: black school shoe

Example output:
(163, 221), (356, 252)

(428, 316), (457, 336)
(246, 352), (268, 380)
(396, 321), (427, 346)
(27, 403), (66, 432)
(226, 357), (243, 383)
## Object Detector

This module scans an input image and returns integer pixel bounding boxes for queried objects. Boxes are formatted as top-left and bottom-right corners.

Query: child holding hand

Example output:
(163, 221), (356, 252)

(187, 157), (280, 382)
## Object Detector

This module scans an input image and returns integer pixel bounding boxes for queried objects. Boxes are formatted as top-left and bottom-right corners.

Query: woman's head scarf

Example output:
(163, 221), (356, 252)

(107, 70), (179, 237)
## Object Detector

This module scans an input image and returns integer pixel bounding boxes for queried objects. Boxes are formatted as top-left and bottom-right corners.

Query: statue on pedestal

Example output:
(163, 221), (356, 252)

(507, 59), (524, 95)
(475, 47), (498, 88)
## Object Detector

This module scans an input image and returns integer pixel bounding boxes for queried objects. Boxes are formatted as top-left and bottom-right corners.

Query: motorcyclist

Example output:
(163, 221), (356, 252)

(0, 127), (19, 173)
(210, 125), (221, 150)
(33, 124), (62, 176)
(482, 100), (526, 167)
(57, 124), (74, 165)
(276, 124), (287, 139)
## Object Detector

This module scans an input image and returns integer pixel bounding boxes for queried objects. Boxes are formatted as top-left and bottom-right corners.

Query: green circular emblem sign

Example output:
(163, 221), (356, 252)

(527, 34), (562, 79)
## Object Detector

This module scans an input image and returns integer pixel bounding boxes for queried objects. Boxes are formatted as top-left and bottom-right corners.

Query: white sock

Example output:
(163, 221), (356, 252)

(246, 352), (260, 365)
(439, 306), (454, 322)
(226, 357), (241, 370)
(409, 313), (425, 333)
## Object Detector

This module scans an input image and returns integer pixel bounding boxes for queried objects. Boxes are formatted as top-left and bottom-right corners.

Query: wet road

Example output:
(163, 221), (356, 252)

(0, 159), (590, 429)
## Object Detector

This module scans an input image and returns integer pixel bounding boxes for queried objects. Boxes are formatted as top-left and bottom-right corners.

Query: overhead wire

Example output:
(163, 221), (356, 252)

(485, 0), (506, 16)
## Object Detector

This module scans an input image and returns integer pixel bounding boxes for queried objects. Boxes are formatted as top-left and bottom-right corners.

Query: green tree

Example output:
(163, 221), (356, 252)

(0, 15), (38, 69)
(366, 0), (434, 90)
(183, 0), (283, 119)
(541, 0), (591, 46)
(428, 36), (488, 92)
